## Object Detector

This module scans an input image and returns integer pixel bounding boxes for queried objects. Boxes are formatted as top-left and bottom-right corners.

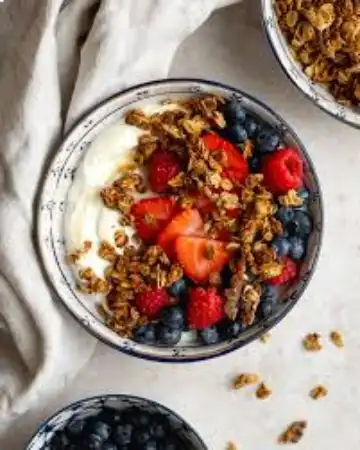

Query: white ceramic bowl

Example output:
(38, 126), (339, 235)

(261, 0), (360, 128)
(37, 78), (323, 363)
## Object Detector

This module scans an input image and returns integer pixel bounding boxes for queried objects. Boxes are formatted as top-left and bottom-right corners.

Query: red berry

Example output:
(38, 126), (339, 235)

(187, 287), (225, 329)
(148, 149), (181, 193)
(267, 257), (297, 285)
(262, 148), (303, 195)
(131, 196), (177, 242)
(135, 288), (171, 319)
(202, 133), (249, 184)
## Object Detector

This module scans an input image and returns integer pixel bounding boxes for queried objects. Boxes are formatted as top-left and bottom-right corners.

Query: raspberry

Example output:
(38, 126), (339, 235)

(261, 148), (303, 195)
(135, 288), (171, 319)
(187, 287), (224, 329)
(148, 149), (181, 193)
(267, 257), (297, 285)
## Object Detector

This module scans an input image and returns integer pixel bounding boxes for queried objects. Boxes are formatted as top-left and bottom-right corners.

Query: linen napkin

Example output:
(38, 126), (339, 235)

(0, 0), (240, 431)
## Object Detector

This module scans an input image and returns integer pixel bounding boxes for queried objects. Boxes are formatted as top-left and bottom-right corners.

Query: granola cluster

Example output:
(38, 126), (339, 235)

(274, 0), (360, 106)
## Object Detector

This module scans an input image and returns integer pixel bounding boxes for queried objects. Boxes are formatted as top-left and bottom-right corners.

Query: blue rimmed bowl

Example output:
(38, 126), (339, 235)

(37, 78), (323, 363)
(25, 394), (208, 450)
(261, 0), (360, 128)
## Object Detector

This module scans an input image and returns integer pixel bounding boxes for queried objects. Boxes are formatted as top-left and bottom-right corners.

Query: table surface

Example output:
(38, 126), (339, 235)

(3, 2), (360, 449)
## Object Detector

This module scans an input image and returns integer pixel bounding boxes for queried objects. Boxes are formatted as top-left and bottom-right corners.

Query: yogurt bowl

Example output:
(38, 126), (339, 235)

(37, 78), (323, 362)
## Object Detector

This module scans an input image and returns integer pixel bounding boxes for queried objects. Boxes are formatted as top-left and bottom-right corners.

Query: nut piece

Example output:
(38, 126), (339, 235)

(330, 330), (344, 348)
(303, 333), (322, 351)
(232, 373), (260, 389)
(278, 421), (307, 444)
(114, 230), (128, 248)
(255, 382), (272, 400)
(278, 189), (304, 207)
(310, 385), (328, 400)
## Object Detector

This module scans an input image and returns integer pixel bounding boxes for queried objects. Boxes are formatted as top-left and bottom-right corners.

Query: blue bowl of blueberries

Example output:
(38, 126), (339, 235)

(25, 394), (207, 450)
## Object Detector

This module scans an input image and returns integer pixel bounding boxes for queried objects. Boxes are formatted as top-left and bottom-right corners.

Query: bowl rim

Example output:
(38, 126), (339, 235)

(260, 0), (360, 129)
(25, 393), (208, 450)
(36, 77), (324, 363)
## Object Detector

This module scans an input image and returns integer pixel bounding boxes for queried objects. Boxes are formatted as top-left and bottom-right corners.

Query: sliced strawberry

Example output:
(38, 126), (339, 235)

(187, 287), (225, 329)
(202, 133), (249, 184)
(131, 196), (176, 243)
(158, 209), (204, 258)
(148, 149), (182, 193)
(175, 236), (230, 283)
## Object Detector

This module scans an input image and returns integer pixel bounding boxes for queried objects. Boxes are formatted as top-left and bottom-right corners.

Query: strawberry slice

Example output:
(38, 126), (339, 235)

(131, 196), (176, 243)
(158, 209), (204, 258)
(175, 236), (231, 283)
(202, 133), (249, 184)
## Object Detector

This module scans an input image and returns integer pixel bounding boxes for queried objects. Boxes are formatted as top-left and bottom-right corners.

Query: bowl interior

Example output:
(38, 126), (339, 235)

(261, 0), (360, 128)
(38, 78), (323, 362)
(26, 395), (207, 450)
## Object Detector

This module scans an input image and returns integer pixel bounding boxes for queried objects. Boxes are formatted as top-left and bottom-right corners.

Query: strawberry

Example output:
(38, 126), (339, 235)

(131, 196), (176, 242)
(175, 236), (230, 283)
(135, 288), (171, 319)
(267, 257), (297, 285)
(187, 287), (225, 329)
(261, 148), (303, 195)
(158, 209), (204, 258)
(202, 133), (248, 184)
(148, 149), (181, 193)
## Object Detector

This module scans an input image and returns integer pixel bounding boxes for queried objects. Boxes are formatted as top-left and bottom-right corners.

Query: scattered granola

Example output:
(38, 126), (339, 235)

(255, 382), (272, 399)
(330, 330), (344, 348)
(274, 0), (360, 106)
(67, 240), (92, 264)
(232, 373), (260, 389)
(226, 442), (238, 450)
(303, 332), (322, 351)
(278, 421), (307, 444)
(259, 332), (271, 343)
(310, 384), (328, 400)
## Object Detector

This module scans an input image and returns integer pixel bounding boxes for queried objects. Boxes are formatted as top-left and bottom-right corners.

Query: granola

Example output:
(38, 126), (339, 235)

(303, 332), (322, 351)
(232, 373), (260, 389)
(278, 421), (307, 444)
(274, 0), (360, 106)
(255, 382), (272, 399)
(310, 384), (328, 400)
(330, 330), (344, 348)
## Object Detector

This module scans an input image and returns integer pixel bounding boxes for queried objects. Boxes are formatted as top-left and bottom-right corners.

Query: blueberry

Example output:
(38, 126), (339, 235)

(113, 424), (133, 446)
(150, 422), (166, 440)
(261, 285), (277, 304)
(288, 236), (306, 260)
(98, 407), (122, 426)
(244, 116), (260, 138)
(271, 236), (291, 257)
(168, 277), (188, 297)
(224, 123), (248, 143)
(92, 421), (111, 441)
(156, 324), (182, 345)
(249, 155), (261, 173)
(101, 443), (118, 450)
(66, 418), (86, 436)
(256, 127), (280, 153)
(219, 320), (246, 339)
(50, 432), (70, 450)
(134, 412), (151, 428)
(276, 207), (295, 224)
(258, 301), (273, 319)
(160, 306), (185, 330)
(133, 324), (156, 344)
(222, 99), (246, 123)
(298, 187), (310, 203)
(198, 326), (220, 345)
(83, 434), (103, 450)
(286, 211), (312, 237)
(132, 428), (151, 446)
(143, 441), (158, 450)
(161, 437), (179, 450)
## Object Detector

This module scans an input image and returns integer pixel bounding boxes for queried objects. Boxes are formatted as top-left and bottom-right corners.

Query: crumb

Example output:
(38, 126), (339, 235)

(278, 421), (307, 444)
(303, 333), (322, 351)
(330, 330), (344, 348)
(310, 385), (328, 400)
(255, 382), (272, 399)
(232, 373), (260, 389)
(226, 442), (238, 450)
(259, 332), (271, 343)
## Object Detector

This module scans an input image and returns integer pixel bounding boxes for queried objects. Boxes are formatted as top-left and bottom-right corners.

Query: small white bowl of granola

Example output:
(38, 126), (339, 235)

(262, 0), (360, 128)
(37, 79), (323, 362)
